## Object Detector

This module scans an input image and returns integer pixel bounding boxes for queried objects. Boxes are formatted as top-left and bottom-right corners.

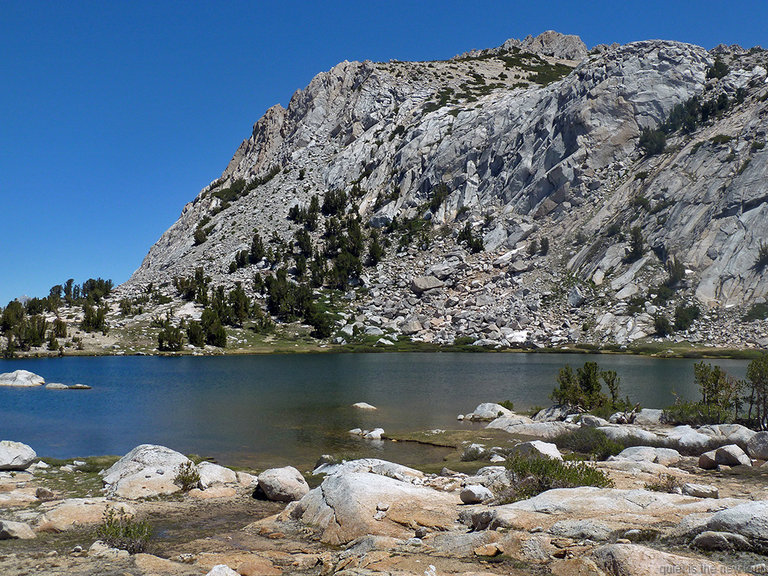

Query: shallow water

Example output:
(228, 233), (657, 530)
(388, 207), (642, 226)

(0, 353), (748, 469)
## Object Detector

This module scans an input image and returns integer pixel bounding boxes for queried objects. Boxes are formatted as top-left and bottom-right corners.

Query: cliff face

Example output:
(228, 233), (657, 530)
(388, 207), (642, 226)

(123, 32), (768, 348)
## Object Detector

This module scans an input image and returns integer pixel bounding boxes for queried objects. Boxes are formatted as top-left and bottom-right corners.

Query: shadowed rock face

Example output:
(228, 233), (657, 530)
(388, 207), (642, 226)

(122, 31), (768, 346)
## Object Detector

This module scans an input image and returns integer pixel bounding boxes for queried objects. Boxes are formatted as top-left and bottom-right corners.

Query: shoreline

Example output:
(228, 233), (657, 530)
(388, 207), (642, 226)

(2, 340), (764, 361)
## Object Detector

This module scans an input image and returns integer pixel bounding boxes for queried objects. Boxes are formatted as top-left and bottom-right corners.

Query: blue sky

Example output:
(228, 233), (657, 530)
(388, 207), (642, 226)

(2, 1), (767, 305)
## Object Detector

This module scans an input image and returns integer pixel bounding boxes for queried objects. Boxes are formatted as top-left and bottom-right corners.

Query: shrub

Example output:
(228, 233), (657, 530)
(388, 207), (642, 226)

(498, 400), (515, 411)
(552, 428), (624, 460)
(173, 461), (200, 491)
(663, 362), (744, 425)
(186, 321), (205, 347)
(673, 303), (700, 331)
(539, 237), (549, 256)
(639, 128), (666, 156)
(96, 508), (152, 554)
(496, 456), (613, 503)
(654, 314), (673, 337)
(706, 58), (729, 80)
(458, 222), (483, 253)
(644, 473), (683, 493)
(193, 227), (207, 246)
(625, 226), (645, 262)
(756, 241), (768, 269)
(745, 354), (768, 430)
(157, 324), (183, 351)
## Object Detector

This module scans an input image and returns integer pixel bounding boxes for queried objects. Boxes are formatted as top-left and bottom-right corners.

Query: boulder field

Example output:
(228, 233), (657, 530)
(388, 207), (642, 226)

(0, 404), (767, 575)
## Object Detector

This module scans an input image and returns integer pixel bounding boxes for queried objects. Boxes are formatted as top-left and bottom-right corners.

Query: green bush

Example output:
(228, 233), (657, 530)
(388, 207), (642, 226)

(552, 428), (624, 460)
(744, 303), (768, 321)
(673, 303), (700, 331)
(173, 461), (200, 492)
(644, 473), (683, 493)
(497, 455), (613, 503)
(654, 314), (673, 337)
(639, 128), (666, 156)
(96, 508), (152, 554)
(706, 58), (729, 80)
(756, 241), (768, 269)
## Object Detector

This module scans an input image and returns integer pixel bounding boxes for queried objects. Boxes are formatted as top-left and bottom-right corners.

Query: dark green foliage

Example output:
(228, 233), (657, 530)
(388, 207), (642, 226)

(227, 283), (250, 326)
(265, 269), (312, 320)
(173, 461), (200, 491)
(157, 323), (184, 351)
(756, 241), (768, 269)
(654, 314), (673, 337)
(327, 251), (362, 290)
(294, 229), (313, 258)
(186, 321), (205, 347)
(539, 237), (549, 256)
(457, 222), (483, 253)
(248, 232), (265, 264)
(80, 305), (108, 333)
(527, 238), (538, 256)
(553, 428), (624, 460)
(322, 189), (347, 216)
(664, 362), (743, 426)
(744, 303), (768, 321)
(497, 456), (613, 503)
(673, 303), (700, 331)
(96, 508), (152, 554)
(746, 354), (768, 430)
(653, 284), (674, 305)
(710, 133), (732, 145)
(625, 226), (644, 262)
(706, 58), (729, 79)
(200, 308), (226, 347)
(52, 317), (67, 338)
(1, 300), (24, 331)
(550, 361), (632, 412)
(346, 218), (365, 258)
(666, 256), (686, 287)
(428, 183), (450, 213)
(193, 227), (207, 245)
(287, 198), (320, 231)
(645, 473), (683, 493)
(367, 231), (384, 266)
(639, 128), (666, 156)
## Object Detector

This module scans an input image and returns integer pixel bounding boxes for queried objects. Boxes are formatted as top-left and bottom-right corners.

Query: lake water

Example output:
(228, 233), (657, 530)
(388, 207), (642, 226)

(0, 353), (749, 469)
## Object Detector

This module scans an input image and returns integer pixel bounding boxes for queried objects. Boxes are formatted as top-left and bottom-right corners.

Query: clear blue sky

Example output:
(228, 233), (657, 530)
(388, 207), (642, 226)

(2, 1), (766, 305)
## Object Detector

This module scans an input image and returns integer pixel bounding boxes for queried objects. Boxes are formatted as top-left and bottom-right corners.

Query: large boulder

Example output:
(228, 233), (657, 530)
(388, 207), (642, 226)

(597, 425), (661, 446)
(486, 417), (578, 439)
(633, 409), (664, 426)
(282, 471), (459, 545)
(0, 519), (36, 540)
(410, 275), (444, 294)
(197, 462), (238, 489)
(611, 446), (681, 466)
(313, 458), (424, 483)
(0, 370), (44, 387)
(714, 444), (752, 467)
(257, 466), (309, 502)
(698, 424), (756, 450)
(464, 403), (516, 421)
(747, 431), (768, 460)
(0, 441), (36, 471)
(460, 484), (493, 504)
(663, 425), (715, 454)
(706, 501), (768, 553)
(510, 440), (562, 461)
(101, 444), (191, 499)
(592, 543), (743, 576)
(37, 499), (135, 532)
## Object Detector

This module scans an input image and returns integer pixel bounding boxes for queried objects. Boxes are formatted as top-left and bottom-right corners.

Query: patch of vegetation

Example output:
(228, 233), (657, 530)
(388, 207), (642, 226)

(496, 455), (613, 503)
(756, 241), (768, 270)
(673, 303), (700, 331)
(706, 58), (729, 80)
(552, 427), (624, 460)
(457, 222), (483, 253)
(173, 461), (200, 492)
(639, 128), (666, 156)
(710, 134), (733, 146)
(743, 302), (768, 321)
(550, 361), (635, 413)
(663, 361), (744, 426)
(644, 473), (683, 493)
(96, 507), (152, 554)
